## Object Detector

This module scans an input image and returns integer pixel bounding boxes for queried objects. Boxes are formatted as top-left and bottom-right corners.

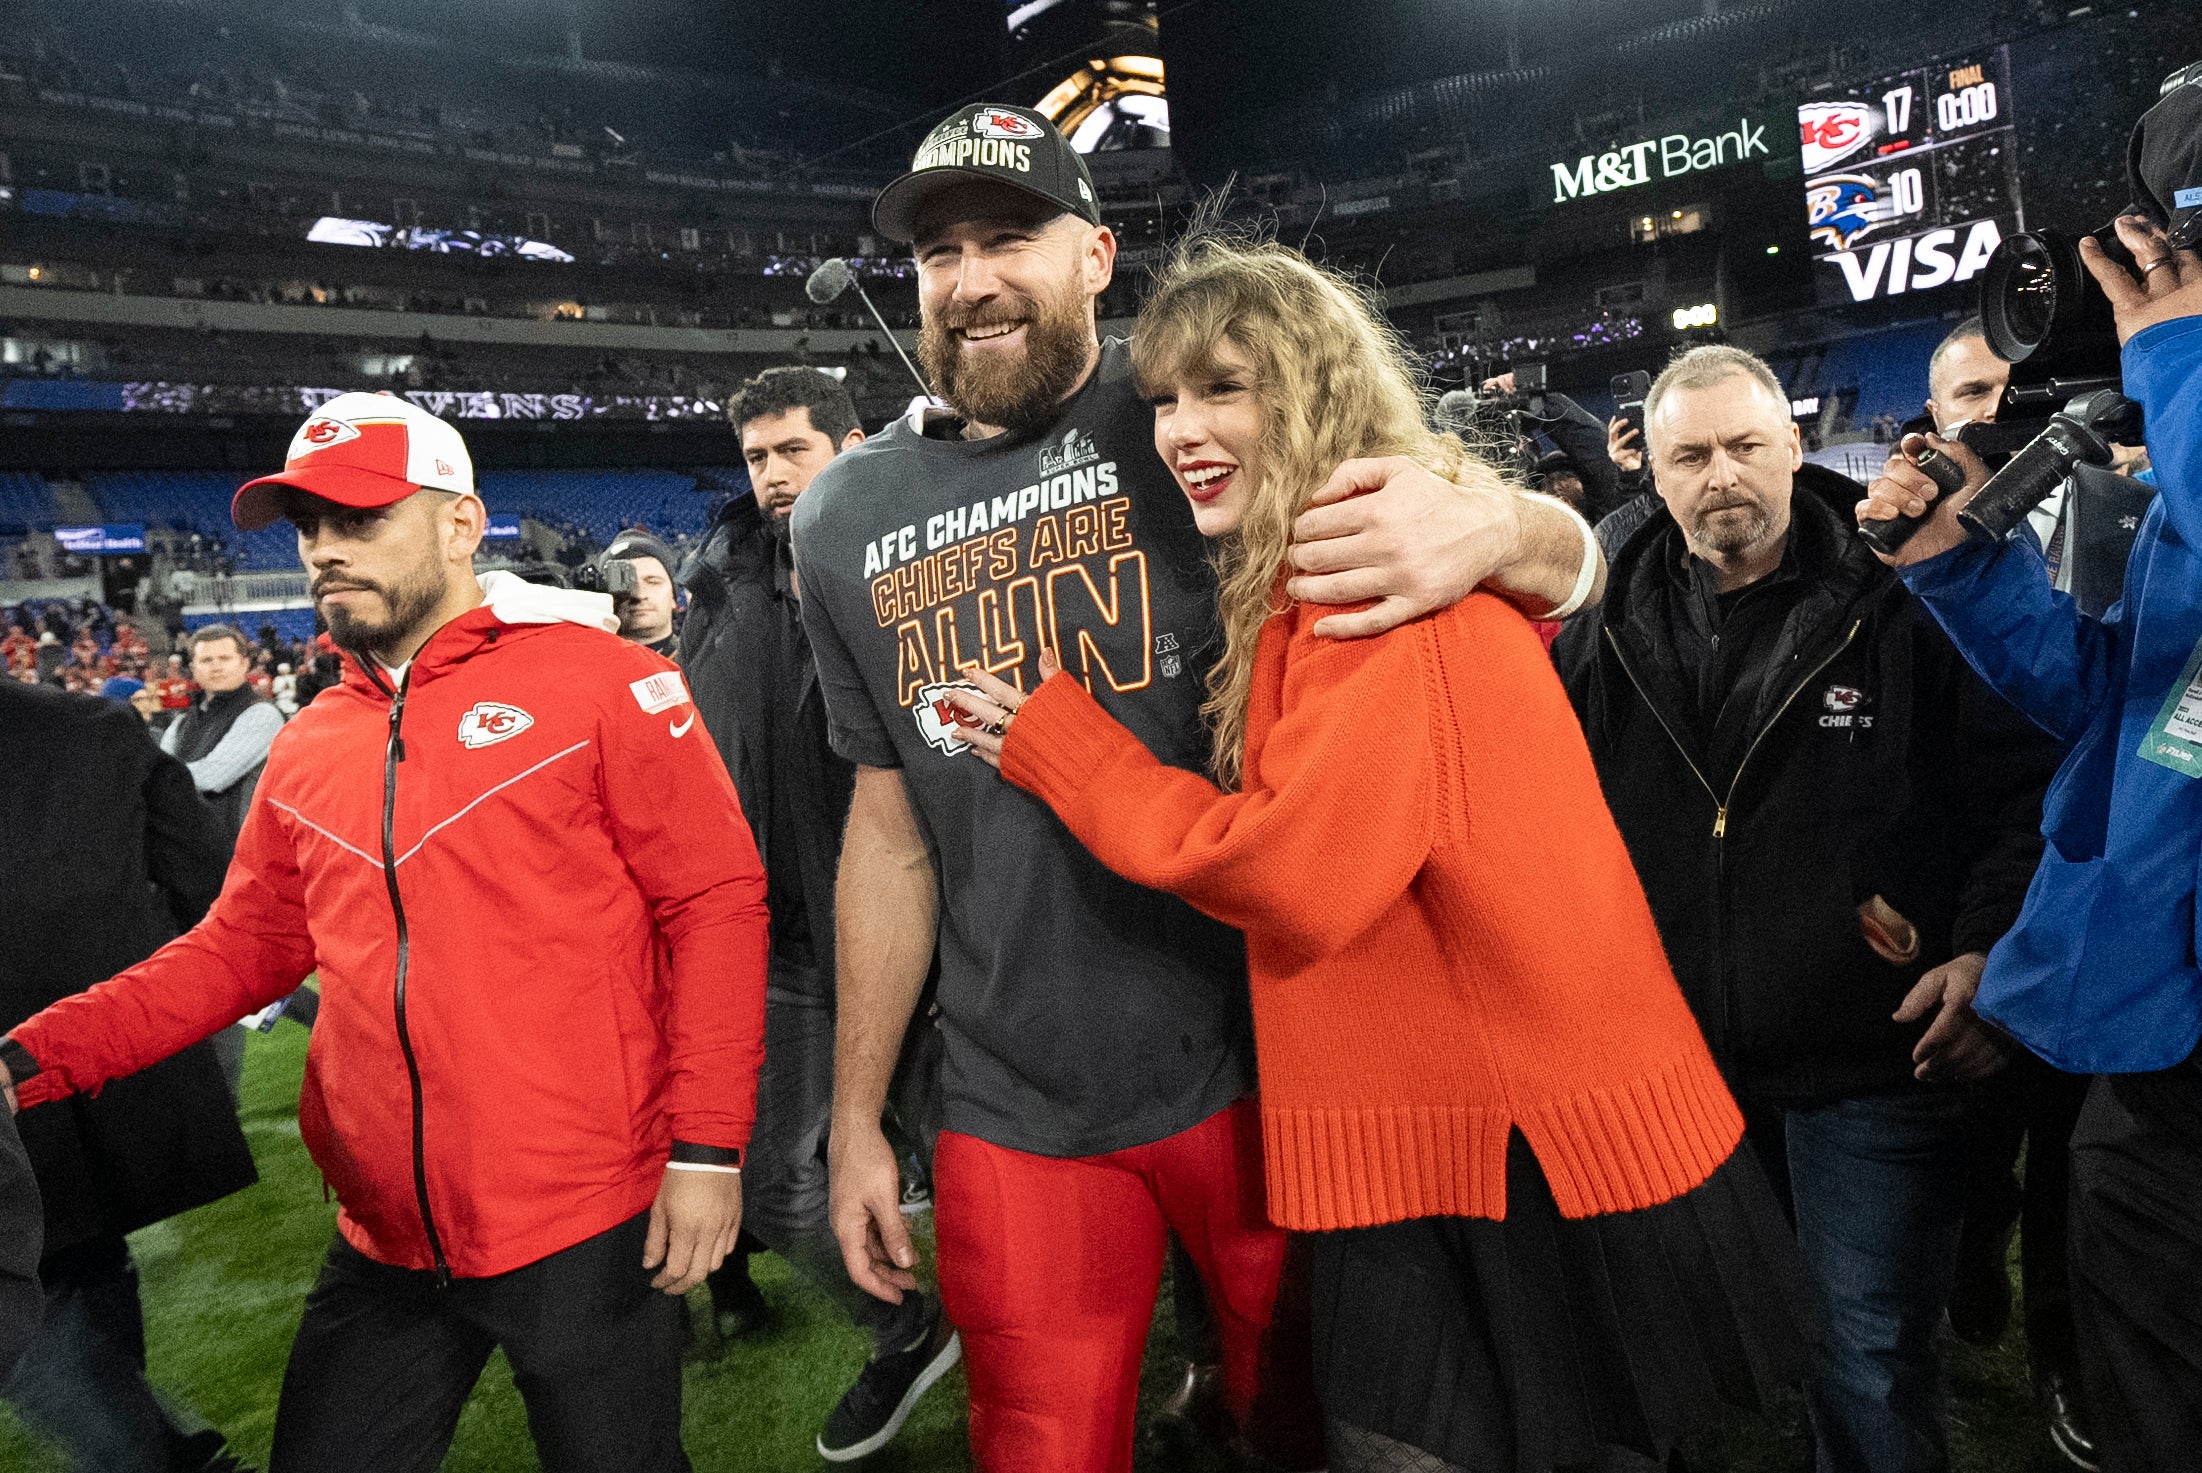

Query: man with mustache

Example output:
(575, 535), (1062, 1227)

(1553, 346), (2060, 1473)
(0, 393), (770, 1472)
(676, 367), (960, 1461)
(789, 105), (1609, 1471)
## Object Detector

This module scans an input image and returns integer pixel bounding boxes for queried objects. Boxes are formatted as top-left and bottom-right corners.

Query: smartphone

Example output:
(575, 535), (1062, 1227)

(1611, 370), (1651, 444)
(1514, 362), (1548, 393)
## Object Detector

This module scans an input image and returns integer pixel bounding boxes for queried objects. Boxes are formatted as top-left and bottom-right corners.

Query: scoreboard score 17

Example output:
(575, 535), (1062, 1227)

(1798, 47), (2024, 305)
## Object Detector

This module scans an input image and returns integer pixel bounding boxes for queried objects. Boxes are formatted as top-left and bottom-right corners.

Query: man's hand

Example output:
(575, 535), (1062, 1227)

(2080, 214), (2202, 346)
(1856, 432), (1993, 568)
(642, 1166), (743, 1295)
(829, 1120), (919, 1303)
(1288, 457), (1525, 639)
(1894, 952), (2011, 1083)
(1479, 372), (1516, 395)
(1607, 416), (1644, 474)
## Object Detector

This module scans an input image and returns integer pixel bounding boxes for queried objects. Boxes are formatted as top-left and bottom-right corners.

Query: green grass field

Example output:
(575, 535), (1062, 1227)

(0, 1027), (2077, 1472)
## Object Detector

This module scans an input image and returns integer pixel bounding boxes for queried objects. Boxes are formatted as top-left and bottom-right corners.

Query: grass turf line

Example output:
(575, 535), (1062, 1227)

(0, 1025), (2068, 1471)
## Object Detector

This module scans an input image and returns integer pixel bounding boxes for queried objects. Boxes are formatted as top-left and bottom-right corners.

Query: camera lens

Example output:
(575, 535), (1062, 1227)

(1982, 232), (2071, 363)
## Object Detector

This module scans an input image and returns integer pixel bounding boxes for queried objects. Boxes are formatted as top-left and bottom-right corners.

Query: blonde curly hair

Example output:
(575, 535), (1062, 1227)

(1130, 234), (1504, 788)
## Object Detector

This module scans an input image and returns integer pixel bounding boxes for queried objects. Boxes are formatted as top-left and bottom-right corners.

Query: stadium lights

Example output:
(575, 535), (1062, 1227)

(1672, 302), (1719, 329)
(1766, 244), (1781, 254)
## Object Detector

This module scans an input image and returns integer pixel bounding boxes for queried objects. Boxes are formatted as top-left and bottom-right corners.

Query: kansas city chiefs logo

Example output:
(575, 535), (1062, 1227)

(913, 681), (985, 756)
(298, 417), (361, 449)
(457, 701), (534, 749)
(1822, 685), (1866, 713)
(973, 110), (1041, 141)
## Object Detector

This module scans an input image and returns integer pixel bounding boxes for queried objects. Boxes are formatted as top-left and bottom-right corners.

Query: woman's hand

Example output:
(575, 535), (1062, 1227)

(944, 649), (1060, 769)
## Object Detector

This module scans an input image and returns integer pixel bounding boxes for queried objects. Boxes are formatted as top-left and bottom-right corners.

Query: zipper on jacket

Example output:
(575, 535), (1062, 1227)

(362, 658), (450, 1285)
(1604, 620), (1863, 839)
(1605, 617), (1864, 1051)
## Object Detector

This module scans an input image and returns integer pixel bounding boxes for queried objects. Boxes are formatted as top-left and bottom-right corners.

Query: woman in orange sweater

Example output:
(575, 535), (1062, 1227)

(945, 237), (1803, 1472)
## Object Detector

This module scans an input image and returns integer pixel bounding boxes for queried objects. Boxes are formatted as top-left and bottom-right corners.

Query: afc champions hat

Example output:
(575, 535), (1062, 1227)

(232, 392), (476, 531)
(872, 103), (1101, 245)
(2129, 67), (2202, 250)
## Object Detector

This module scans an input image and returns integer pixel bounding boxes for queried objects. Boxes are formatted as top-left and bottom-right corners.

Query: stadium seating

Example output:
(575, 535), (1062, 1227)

(0, 472), (61, 537)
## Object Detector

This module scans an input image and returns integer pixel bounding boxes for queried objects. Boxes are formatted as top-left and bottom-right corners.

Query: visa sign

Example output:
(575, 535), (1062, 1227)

(1552, 118), (1770, 203)
(1822, 218), (2003, 303)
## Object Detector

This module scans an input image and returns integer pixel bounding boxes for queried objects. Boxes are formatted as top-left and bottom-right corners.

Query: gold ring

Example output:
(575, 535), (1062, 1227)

(2142, 256), (2176, 276)
(982, 718), (1006, 737)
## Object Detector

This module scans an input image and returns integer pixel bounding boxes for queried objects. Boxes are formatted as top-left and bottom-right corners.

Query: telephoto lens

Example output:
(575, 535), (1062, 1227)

(1980, 230), (2127, 377)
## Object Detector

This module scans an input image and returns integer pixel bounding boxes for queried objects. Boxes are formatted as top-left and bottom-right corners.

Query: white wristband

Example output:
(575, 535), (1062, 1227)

(1539, 500), (1602, 621)
(666, 1161), (742, 1175)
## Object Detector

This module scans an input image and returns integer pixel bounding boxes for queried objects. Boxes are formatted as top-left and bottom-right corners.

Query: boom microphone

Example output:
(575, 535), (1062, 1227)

(804, 256), (853, 306)
(805, 257), (930, 400)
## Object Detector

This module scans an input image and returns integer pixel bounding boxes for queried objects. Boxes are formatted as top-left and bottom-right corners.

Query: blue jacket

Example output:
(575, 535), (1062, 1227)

(1900, 314), (2202, 1073)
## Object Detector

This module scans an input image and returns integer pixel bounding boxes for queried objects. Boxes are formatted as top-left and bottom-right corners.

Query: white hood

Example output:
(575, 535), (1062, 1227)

(477, 569), (620, 635)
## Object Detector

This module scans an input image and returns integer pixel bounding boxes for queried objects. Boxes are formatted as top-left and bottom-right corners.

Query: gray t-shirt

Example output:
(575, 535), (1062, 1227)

(793, 339), (1255, 1157)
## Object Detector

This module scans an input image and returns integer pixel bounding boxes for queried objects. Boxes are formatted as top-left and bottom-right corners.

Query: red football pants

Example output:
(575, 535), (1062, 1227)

(933, 1096), (1321, 1473)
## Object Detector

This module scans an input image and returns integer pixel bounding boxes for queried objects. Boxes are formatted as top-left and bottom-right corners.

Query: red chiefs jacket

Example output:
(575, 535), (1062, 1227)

(5, 572), (769, 1278)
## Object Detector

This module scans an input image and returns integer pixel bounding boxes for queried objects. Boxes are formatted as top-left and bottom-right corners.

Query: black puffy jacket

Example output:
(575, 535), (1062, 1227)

(678, 494), (852, 985)
(1553, 471), (2063, 1106)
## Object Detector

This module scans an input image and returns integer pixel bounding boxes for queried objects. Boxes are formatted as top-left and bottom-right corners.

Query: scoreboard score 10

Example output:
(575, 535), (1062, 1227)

(1798, 47), (2023, 306)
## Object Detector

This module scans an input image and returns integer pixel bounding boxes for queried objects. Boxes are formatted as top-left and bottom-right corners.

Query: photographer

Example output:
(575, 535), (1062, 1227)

(600, 529), (682, 658)
(1478, 371), (1629, 520)
(1859, 204), (2202, 1473)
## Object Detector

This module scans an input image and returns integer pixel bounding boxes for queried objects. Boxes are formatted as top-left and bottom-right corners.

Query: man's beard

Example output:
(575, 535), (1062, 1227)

(765, 508), (794, 547)
(316, 564), (447, 663)
(917, 276), (1093, 435)
(1690, 496), (1780, 557)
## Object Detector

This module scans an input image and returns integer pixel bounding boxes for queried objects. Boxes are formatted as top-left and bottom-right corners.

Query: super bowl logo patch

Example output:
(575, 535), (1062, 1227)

(1818, 684), (1874, 730)
(629, 671), (689, 714)
(457, 701), (534, 749)
(913, 681), (984, 756)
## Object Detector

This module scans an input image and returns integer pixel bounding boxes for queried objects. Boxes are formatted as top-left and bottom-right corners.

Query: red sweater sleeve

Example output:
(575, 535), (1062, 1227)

(594, 649), (770, 1152)
(9, 792), (317, 1106)
(1001, 604), (1439, 966)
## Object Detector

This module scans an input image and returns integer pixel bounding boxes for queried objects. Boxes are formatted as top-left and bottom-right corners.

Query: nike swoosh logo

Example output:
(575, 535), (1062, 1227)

(669, 711), (696, 739)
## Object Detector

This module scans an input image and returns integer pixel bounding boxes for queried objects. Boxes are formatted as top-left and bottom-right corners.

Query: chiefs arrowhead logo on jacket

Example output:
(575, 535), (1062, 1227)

(457, 701), (533, 748)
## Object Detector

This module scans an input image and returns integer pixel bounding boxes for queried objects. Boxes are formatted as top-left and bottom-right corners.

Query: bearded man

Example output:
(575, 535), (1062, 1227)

(1553, 345), (2061, 1473)
(789, 105), (1610, 1472)
(2, 393), (769, 1473)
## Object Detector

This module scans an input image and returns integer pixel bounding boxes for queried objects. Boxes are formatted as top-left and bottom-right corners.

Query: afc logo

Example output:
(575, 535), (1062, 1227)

(1818, 685), (1874, 730)
(299, 417), (361, 449)
(457, 701), (535, 749)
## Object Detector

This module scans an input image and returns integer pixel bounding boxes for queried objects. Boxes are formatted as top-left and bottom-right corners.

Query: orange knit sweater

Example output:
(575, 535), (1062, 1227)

(1001, 590), (1743, 1231)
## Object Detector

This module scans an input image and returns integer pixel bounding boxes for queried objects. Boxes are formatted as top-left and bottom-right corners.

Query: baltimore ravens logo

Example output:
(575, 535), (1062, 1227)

(457, 701), (534, 749)
(1808, 175), (1897, 253)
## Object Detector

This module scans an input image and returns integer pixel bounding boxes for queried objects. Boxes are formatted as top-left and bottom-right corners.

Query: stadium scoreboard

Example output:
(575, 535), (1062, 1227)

(1799, 46), (2022, 305)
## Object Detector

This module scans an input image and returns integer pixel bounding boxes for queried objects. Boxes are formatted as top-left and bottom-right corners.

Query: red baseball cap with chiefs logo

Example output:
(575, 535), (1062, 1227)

(232, 391), (476, 530)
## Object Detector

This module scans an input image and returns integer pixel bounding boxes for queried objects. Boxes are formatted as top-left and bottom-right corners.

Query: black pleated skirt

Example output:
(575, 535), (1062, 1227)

(1308, 1130), (1806, 1471)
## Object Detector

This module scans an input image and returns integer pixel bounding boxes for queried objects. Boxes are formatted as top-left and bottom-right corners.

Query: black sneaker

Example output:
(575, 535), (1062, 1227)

(710, 1262), (771, 1342)
(816, 1305), (961, 1463)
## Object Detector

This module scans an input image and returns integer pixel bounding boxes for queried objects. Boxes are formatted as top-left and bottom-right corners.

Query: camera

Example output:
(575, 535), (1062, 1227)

(1857, 58), (2195, 557)
(569, 558), (638, 602)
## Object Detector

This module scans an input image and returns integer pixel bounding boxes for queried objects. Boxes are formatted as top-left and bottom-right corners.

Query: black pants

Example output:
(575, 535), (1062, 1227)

(709, 962), (936, 1353)
(1961, 1053), (2090, 1375)
(270, 1212), (688, 1473)
(2068, 1055), (2202, 1473)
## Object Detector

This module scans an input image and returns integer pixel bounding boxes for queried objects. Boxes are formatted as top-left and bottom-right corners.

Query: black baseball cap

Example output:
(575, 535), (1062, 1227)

(2128, 72), (2202, 249)
(873, 103), (1102, 245)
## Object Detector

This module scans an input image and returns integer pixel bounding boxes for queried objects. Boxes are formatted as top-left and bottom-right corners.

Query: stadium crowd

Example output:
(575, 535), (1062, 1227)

(0, 77), (2200, 1473)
